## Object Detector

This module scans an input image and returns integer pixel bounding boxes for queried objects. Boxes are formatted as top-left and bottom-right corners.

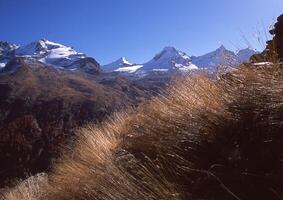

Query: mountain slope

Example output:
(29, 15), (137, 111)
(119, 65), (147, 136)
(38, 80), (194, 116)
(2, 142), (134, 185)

(0, 41), (18, 67)
(0, 57), (159, 186)
(236, 47), (258, 63)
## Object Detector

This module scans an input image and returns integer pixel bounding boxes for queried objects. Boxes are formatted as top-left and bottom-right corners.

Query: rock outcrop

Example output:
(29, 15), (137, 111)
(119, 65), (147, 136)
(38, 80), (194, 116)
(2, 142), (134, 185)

(251, 14), (283, 63)
(271, 14), (283, 61)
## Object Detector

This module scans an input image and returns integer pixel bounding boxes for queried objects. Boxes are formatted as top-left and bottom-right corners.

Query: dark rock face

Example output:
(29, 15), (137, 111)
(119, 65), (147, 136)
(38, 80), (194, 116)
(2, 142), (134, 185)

(66, 57), (101, 74)
(251, 14), (283, 62)
(272, 14), (283, 61)
(0, 59), (164, 186)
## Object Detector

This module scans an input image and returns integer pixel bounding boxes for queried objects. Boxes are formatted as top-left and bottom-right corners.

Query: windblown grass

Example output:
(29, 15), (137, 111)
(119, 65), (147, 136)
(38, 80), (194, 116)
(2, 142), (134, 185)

(2, 59), (283, 199)
(1, 173), (47, 200)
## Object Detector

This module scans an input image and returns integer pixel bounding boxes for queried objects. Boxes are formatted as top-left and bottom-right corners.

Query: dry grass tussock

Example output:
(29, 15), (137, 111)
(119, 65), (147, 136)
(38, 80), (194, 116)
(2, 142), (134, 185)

(0, 173), (47, 200)
(2, 61), (283, 199)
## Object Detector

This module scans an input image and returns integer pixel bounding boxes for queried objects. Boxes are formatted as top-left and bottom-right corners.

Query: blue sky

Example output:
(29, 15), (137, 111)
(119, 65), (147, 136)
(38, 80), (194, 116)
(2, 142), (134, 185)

(0, 0), (282, 64)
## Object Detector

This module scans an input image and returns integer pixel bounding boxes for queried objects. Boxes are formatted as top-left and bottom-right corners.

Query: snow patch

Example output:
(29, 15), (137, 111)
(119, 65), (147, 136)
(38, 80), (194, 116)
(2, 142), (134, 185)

(115, 65), (143, 73)
(152, 69), (169, 72)
(253, 62), (273, 66)
(0, 63), (6, 68)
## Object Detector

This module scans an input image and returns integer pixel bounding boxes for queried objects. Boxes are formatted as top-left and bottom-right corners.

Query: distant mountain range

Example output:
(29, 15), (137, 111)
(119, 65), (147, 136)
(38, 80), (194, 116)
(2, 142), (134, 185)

(0, 39), (257, 76)
(103, 45), (257, 74)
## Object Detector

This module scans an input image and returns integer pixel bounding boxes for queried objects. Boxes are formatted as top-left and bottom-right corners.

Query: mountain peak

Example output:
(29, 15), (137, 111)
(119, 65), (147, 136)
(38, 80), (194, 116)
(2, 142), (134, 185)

(39, 38), (48, 42)
(162, 46), (177, 52)
(0, 41), (18, 47)
(141, 46), (197, 72)
(216, 45), (228, 52)
(117, 57), (132, 65)
(191, 46), (257, 72)
(103, 57), (135, 72)
(3, 39), (86, 68)
(0, 39), (97, 72)
(33, 39), (66, 51)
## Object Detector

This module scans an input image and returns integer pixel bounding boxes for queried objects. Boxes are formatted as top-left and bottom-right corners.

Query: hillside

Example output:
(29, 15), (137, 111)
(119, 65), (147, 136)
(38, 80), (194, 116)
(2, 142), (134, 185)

(0, 57), (163, 186)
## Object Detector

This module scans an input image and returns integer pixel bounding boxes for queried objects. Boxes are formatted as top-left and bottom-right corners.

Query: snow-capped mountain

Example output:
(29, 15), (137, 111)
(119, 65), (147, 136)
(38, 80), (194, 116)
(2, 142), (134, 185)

(103, 57), (142, 73)
(191, 45), (257, 72)
(0, 39), (101, 74)
(191, 45), (238, 72)
(14, 39), (86, 67)
(103, 57), (132, 72)
(140, 47), (198, 72)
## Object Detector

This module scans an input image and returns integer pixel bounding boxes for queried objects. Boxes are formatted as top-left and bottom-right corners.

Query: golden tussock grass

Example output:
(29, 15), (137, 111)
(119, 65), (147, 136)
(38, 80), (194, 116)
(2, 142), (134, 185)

(2, 60), (283, 199)
(1, 173), (47, 200)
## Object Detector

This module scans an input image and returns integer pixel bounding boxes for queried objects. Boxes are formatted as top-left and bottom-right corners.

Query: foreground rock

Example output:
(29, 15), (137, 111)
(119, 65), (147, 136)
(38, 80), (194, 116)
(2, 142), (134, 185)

(251, 14), (283, 63)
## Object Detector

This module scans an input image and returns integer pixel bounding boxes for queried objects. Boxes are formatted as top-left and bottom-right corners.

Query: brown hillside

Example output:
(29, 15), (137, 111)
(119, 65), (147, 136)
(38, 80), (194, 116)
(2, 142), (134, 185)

(0, 58), (162, 186)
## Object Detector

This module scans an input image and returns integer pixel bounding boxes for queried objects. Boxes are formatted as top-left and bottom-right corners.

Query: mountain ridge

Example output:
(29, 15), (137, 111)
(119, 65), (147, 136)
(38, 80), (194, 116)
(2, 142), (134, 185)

(103, 45), (257, 74)
(0, 39), (257, 75)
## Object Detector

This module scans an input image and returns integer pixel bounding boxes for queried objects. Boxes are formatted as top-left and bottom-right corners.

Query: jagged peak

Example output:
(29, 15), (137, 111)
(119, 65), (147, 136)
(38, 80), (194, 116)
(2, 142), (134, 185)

(118, 57), (131, 64)
(162, 46), (177, 52)
(153, 46), (191, 60)
(0, 41), (19, 50)
(0, 40), (16, 46)
(39, 38), (48, 42)
(216, 45), (228, 51)
(109, 57), (132, 66)
(102, 57), (134, 72)
(31, 39), (66, 49)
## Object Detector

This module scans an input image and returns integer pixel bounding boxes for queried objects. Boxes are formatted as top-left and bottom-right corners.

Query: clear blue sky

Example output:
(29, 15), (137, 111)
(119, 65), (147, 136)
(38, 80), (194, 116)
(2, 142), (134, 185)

(0, 0), (282, 64)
